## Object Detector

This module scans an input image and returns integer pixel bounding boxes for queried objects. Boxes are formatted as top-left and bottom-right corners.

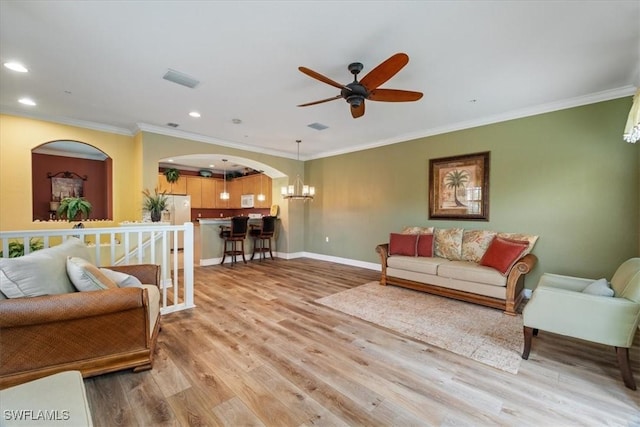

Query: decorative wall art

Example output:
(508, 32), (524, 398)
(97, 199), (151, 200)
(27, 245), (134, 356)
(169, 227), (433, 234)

(48, 171), (87, 200)
(428, 151), (490, 220)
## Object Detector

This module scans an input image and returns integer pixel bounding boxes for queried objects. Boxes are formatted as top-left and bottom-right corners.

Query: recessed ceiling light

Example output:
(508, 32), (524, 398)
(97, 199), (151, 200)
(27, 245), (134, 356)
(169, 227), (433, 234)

(232, 118), (242, 124)
(189, 111), (201, 118)
(168, 159), (174, 162)
(4, 62), (28, 73)
(18, 97), (36, 106)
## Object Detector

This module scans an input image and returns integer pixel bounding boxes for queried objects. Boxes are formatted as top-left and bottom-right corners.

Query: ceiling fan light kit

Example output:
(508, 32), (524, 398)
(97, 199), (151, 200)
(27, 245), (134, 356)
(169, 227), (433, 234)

(297, 52), (423, 118)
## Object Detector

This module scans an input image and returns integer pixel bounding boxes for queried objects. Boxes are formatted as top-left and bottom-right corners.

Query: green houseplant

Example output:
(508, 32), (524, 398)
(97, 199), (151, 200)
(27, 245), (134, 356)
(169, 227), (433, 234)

(142, 188), (168, 222)
(0, 239), (44, 258)
(57, 197), (92, 222)
(163, 168), (180, 183)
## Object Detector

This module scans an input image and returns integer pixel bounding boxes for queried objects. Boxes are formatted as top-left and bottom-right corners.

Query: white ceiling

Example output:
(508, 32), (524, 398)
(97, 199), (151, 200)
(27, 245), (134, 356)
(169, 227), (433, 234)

(1, 1), (638, 171)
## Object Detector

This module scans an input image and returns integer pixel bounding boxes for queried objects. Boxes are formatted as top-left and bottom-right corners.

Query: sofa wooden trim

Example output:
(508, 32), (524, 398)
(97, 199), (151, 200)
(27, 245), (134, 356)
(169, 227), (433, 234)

(375, 243), (537, 315)
(0, 264), (160, 389)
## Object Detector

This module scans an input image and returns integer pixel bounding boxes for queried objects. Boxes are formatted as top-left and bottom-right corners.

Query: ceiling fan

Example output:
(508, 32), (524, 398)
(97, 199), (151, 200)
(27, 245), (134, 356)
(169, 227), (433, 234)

(297, 53), (423, 119)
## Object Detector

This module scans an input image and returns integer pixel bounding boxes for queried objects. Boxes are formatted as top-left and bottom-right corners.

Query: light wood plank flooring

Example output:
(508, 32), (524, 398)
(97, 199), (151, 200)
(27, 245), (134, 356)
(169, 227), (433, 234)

(85, 258), (640, 426)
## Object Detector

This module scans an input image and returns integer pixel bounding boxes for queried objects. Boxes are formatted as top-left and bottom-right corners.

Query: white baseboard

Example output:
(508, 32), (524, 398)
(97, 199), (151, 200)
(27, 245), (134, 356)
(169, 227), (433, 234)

(301, 252), (380, 271)
(198, 251), (380, 271)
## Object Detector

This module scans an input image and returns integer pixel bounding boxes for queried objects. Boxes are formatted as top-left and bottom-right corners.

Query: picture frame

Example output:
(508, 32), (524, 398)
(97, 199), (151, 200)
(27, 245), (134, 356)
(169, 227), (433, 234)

(428, 151), (490, 220)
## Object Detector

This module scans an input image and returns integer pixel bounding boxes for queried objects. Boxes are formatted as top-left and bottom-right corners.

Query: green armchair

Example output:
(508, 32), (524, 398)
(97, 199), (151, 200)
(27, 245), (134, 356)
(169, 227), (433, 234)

(522, 258), (640, 390)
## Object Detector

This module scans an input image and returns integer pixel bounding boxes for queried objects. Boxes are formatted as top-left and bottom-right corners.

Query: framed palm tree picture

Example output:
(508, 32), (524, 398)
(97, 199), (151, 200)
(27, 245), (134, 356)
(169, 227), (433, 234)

(428, 151), (490, 220)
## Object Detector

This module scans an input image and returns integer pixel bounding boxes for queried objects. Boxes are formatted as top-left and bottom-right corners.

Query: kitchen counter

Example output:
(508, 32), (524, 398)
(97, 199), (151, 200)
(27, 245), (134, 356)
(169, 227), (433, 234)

(198, 217), (263, 224)
(198, 217), (279, 265)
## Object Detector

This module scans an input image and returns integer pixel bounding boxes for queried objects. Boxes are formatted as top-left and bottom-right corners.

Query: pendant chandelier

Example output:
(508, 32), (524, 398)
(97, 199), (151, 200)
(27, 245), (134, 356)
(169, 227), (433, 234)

(220, 159), (230, 200)
(281, 140), (315, 201)
(257, 170), (266, 202)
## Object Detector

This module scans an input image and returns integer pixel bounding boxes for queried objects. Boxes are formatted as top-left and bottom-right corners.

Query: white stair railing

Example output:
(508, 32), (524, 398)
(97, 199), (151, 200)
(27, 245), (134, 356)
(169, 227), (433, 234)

(0, 223), (195, 314)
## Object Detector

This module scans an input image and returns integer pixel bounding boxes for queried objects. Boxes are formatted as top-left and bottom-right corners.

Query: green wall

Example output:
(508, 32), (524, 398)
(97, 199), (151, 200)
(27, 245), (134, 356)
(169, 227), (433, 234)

(305, 98), (639, 288)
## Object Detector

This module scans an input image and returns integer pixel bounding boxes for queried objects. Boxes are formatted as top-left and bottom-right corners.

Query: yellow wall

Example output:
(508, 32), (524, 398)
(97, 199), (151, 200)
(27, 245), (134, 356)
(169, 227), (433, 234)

(0, 115), (306, 254)
(0, 114), (140, 230)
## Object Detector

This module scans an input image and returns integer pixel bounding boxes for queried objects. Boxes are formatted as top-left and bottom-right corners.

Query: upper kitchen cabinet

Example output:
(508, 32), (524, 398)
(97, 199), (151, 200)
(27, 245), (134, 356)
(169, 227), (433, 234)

(158, 174), (187, 195)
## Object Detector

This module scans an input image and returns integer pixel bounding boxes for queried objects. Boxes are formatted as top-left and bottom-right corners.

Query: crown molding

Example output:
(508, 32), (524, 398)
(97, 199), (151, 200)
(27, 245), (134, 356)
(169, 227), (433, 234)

(3, 85), (635, 162)
(306, 85), (638, 160)
(135, 123), (298, 160)
(0, 107), (134, 136)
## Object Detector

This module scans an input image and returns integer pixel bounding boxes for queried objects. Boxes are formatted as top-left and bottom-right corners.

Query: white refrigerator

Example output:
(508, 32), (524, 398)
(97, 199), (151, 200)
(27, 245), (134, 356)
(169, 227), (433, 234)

(166, 195), (191, 250)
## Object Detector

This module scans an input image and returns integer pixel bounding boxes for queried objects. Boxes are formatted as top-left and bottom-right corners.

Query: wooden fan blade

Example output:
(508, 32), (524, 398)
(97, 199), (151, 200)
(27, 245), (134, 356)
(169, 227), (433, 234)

(299, 66), (348, 90)
(360, 53), (409, 90)
(351, 101), (365, 119)
(368, 88), (423, 102)
(297, 95), (342, 107)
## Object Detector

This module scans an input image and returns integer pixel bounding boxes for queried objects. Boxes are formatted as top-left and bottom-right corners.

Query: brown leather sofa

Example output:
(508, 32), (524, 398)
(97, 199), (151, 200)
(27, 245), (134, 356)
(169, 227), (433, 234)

(0, 264), (161, 389)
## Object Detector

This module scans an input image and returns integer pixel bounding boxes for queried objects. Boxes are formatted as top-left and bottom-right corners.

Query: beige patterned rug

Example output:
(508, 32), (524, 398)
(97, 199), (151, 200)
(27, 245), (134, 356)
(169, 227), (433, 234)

(315, 282), (524, 374)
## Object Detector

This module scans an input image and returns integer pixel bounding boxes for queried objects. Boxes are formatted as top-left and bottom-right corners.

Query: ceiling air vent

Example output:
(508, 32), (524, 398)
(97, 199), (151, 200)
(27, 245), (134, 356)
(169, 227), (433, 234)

(308, 122), (328, 131)
(162, 69), (200, 89)
(166, 122), (179, 128)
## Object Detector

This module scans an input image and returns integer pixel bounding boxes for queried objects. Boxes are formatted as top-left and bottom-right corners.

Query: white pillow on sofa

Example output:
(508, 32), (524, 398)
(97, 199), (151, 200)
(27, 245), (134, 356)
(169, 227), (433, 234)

(67, 257), (118, 291)
(0, 237), (91, 298)
(582, 278), (614, 297)
(100, 268), (142, 288)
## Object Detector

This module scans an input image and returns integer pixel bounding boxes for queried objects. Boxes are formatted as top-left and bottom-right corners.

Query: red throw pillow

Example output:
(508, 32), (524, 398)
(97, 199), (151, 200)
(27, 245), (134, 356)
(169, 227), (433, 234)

(389, 233), (417, 256)
(479, 237), (529, 275)
(416, 233), (434, 257)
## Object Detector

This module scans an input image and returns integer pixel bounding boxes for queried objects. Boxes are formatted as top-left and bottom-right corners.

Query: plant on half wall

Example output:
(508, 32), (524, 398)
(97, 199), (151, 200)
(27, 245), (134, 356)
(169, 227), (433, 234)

(142, 188), (168, 222)
(57, 197), (93, 222)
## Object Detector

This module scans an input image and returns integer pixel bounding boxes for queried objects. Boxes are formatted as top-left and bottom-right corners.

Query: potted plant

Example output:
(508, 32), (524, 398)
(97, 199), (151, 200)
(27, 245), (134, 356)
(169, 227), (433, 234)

(57, 197), (92, 222)
(142, 188), (168, 222)
(163, 168), (180, 183)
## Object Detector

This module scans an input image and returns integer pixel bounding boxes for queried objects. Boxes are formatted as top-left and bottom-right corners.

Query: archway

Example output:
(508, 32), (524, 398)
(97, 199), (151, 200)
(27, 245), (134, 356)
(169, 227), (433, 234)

(32, 140), (113, 221)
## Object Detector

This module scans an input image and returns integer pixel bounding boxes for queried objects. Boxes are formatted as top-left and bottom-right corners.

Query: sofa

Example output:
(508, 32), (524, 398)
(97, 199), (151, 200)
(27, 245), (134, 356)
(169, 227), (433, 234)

(0, 237), (161, 388)
(376, 226), (538, 315)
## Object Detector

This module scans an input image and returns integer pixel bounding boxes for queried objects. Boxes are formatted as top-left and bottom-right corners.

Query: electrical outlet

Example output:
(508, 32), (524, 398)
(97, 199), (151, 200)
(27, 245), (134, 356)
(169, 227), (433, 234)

(325, 236), (329, 242)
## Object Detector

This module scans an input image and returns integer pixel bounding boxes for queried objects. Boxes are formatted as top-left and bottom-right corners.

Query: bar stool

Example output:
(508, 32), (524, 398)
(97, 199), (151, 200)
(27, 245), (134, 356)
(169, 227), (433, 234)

(249, 215), (276, 260)
(219, 216), (249, 265)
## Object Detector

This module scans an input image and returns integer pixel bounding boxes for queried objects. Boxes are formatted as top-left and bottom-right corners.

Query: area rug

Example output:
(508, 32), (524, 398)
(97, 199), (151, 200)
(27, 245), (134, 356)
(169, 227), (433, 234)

(315, 282), (524, 374)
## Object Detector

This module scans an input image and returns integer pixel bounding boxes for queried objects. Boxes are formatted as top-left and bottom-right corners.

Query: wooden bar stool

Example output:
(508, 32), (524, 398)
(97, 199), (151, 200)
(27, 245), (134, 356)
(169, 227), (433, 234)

(250, 216), (276, 260)
(219, 216), (249, 265)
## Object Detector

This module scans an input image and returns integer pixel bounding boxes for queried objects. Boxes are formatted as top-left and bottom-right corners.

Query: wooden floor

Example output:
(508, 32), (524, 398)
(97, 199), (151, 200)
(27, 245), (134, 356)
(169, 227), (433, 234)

(85, 258), (640, 426)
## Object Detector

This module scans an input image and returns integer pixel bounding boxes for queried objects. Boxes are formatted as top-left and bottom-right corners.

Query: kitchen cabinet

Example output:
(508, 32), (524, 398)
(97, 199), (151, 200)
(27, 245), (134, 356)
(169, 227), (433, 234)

(157, 174), (187, 195)
(201, 178), (216, 208)
(186, 176), (202, 208)
(227, 180), (242, 208)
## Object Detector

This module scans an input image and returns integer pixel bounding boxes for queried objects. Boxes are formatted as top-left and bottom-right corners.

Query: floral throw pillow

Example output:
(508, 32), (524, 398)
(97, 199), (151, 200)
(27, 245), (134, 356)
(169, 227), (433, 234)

(433, 228), (464, 260)
(401, 226), (434, 235)
(461, 230), (497, 263)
